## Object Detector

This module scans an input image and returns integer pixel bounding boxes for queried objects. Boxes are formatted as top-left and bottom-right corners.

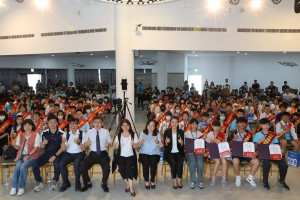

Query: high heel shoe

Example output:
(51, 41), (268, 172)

(173, 185), (178, 189)
(125, 187), (130, 193)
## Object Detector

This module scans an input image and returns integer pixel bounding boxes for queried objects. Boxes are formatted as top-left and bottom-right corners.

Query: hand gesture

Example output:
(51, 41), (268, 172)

(258, 137), (265, 144)
(130, 139), (134, 146)
(115, 142), (119, 150)
(233, 134), (239, 141)
(42, 137), (48, 145)
(62, 135), (67, 143)
(214, 139), (221, 144)
(165, 136), (170, 144)
(105, 139), (109, 148)
(153, 136), (158, 143)
(178, 136), (183, 145)
(74, 137), (79, 144)
(283, 126), (287, 131)
(85, 137), (91, 146)
(143, 135), (147, 142)
(11, 139), (16, 147)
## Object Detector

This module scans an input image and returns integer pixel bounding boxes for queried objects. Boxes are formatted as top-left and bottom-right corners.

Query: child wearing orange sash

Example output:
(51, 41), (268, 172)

(205, 120), (228, 187)
(254, 118), (289, 191)
(0, 111), (12, 160)
(276, 112), (299, 154)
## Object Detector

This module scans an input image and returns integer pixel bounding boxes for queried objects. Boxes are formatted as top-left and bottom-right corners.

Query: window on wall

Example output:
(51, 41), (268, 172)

(188, 75), (202, 94)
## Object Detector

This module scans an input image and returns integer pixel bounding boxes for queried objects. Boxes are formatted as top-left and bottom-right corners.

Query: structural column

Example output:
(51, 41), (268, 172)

(67, 66), (75, 85)
(156, 52), (167, 91)
(115, 4), (135, 122)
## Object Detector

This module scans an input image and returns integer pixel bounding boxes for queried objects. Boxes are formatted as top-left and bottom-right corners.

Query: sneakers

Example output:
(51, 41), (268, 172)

(17, 188), (24, 196)
(263, 182), (270, 190)
(51, 180), (58, 191)
(210, 177), (216, 187)
(34, 182), (44, 192)
(10, 188), (17, 196)
(246, 175), (257, 187)
(198, 182), (204, 189)
(189, 182), (195, 189)
(278, 181), (290, 191)
(221, 177), (227, 187)
(235, 176), (241, 187)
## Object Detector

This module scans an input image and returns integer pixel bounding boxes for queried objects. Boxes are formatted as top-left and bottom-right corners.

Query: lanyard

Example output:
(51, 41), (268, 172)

(191, 131), (197, 140)
(237, 130), (246, 140)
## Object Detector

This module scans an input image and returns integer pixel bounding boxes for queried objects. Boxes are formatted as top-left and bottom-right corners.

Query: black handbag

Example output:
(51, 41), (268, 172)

(3, 145), (18, 160)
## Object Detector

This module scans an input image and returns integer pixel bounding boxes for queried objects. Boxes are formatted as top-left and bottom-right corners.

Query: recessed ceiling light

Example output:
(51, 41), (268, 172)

(105, 56), (108, 58)
(192, 51), (195, 54)
(51, 54), (54, 57)
(237, 51), (240, 54)
(90, 53), (93, 56)
(283, 51), (287, 54)
(245, 52), (248, 55)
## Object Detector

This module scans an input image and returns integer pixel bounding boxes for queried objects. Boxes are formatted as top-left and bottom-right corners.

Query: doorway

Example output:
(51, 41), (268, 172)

(27, 74), (42, 92)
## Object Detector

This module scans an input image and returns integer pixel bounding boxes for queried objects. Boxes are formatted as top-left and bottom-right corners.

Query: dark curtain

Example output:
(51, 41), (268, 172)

(101, 69), (116, 86)
(75, 69), (99, 87)
(17, 73), (28, 87)
(0, 69), (16, 89)
(46, 69), (67, 86)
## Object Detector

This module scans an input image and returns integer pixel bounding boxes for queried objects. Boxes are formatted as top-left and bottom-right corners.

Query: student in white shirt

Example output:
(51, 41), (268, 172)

(59, 117), (87, 192)
(113, 119), (138, 197)
(276, 112), (299, 155)
(80, 116), (112, 193)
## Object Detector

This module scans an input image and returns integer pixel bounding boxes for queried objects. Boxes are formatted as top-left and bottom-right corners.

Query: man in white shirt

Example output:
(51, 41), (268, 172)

(80, 116), (112, 193)
(276, 112), (299, 155)
(59, 117), (87, 192)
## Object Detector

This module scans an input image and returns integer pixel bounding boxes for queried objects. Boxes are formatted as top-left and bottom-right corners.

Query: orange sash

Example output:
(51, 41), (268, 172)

(10, 127), (22, 145)
(216, 132), (226, 142)
(242, 130), (253, 142)
(184, 122), (191, 133)
(167, 122), (172, 129)
(35, 119), (44, 133)
(58, 120), (69, 130)
(94, 105), (106, 115)
(87, 113), (96, 124)
(217, 100), (223, 108)
(224, 111), (235, 127)
(199, 124), (212, 138)
(65, 107), (70, 113)
(0, 105), (4, 111)
(0, 120), (11, 135)
(8, 104), (18, 114)
(42, 114), (48, 120)
(291, 108), (297, 114)
(22, 112), (31, 119)
(149, 104), (159, 120)
(294, 116), (300, 128)
(106, 103), (112, 112)
(180, 104), (187, 113)
(157, 113), (166, 129)
(263, 131), (277, 144)
(78, 119), (87, 129)
(277, 122), (292, 138)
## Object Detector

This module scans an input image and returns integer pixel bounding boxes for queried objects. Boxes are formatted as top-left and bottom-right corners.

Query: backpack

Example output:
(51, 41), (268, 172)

(66, 130), (83, 142)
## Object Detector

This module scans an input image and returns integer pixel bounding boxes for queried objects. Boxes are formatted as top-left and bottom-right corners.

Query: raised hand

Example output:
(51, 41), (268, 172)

(178, 136), (183, 145)
(143, 135), (147, 142)
(42, 137), (48, 145)
(85, 137), (91, 146)
(233, 134), (239, 141)
(153, 136), (158, 143)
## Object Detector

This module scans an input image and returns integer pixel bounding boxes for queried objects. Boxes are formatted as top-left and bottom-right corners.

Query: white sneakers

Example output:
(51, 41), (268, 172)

(10, 188), (17, 196)
(235, 176), (242, 187)
(246, 175), (257, 187)
(235, 175), (257, 187)
(10, 188), (24, 196)
(17, 188), (25, 196)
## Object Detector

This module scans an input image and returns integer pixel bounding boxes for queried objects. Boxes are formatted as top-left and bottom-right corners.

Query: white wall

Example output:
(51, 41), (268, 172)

(1, 0), (300, 55)
(187, 52), (300, 92)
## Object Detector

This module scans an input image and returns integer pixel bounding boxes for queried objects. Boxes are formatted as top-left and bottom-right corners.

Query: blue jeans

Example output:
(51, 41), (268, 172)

(186, 153), (204, 184)
(12, 154), (36, 189)
(32, 153), (61, 183)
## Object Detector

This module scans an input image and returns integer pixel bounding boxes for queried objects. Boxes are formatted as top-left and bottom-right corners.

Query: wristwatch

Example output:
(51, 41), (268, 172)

(77, 140), (81, 145)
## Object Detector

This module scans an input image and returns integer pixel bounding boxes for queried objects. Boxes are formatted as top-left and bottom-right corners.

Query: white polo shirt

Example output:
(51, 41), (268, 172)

(63, 130), (86, 154)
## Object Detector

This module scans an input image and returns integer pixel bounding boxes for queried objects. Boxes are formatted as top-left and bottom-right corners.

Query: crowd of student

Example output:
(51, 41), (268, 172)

(0, 78), (299, 197)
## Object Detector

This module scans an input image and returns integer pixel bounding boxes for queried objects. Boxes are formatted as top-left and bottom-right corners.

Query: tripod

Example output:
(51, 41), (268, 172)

(109, 91), (137, 141)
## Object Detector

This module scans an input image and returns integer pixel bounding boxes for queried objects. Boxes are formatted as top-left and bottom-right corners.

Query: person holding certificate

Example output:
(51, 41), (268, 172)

(164, 116), (184, 189)
(227, 117), (259, 187)
(253, 118), (289, 191)
(205, 120), (228, 187)
(184, 118), (204, 189)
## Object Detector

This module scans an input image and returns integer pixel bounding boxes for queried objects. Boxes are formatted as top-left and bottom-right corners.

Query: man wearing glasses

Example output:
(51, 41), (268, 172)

(59, 117), (87, 192)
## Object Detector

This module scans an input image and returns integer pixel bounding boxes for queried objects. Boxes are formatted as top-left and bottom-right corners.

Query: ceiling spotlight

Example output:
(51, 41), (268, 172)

(229, 0), (239, 5)
(251, 0), (261, 9)
(116, 0), (122, 3)
(127, 0), (133, 4)
(192, 51), (195, 54)
(237, 51), (240, 54)
(105, 56), (108, 58)
(244, 52), (248, 55)
(148, 0), (154, 3)
(34, 0), (48, 9)
(51, 54), (54, 57)
(90, 53), (93, 56)
(283, 51), (287, 54)
(208, 0), (221, 12)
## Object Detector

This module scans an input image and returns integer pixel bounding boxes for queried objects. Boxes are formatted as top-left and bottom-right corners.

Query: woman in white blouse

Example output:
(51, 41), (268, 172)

(114, 119), (138, 197)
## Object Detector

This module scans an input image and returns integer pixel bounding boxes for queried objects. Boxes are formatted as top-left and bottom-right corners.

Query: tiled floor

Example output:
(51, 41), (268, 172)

(1, 107), (299, 200)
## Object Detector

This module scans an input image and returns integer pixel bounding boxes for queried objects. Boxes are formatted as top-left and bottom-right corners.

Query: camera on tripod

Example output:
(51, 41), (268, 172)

(115, 98), (122, 110)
